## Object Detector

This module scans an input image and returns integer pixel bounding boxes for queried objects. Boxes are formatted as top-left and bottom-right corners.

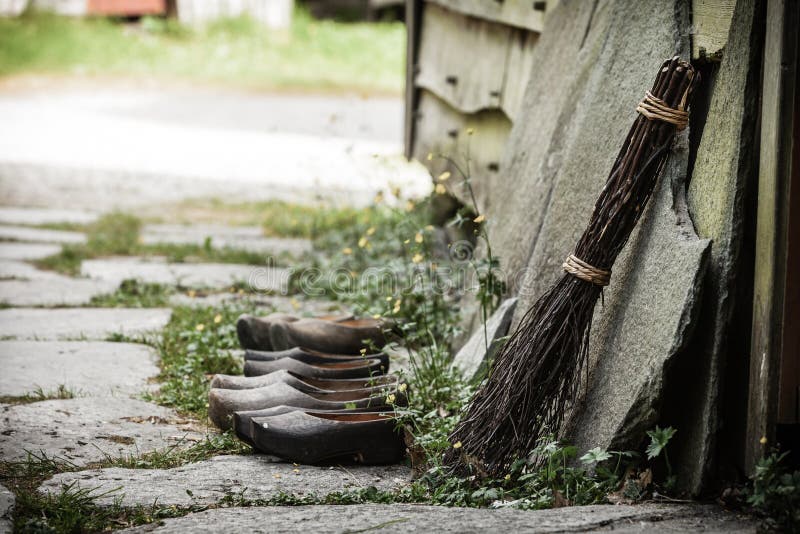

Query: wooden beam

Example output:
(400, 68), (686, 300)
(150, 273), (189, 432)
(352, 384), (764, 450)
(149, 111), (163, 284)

(691, 0), (736, 60)
(746, 0), (800, 473)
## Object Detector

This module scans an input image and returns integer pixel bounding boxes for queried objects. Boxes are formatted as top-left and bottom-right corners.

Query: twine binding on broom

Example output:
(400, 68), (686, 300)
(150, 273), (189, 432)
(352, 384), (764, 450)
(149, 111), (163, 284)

(636, 91), (689, 130)
(563, 254), (611, 286)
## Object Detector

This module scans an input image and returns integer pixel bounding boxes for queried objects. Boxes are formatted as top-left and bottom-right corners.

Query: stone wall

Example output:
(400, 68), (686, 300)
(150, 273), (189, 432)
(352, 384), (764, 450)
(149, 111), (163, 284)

(466, 0), (761, 494)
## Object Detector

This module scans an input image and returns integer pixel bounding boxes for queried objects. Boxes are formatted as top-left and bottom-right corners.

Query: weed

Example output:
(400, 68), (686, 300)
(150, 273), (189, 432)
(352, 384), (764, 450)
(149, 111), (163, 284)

(103, 432), (251, 470)
(144, 303), (260, 418)
(0, 385), (76, 405)
(89, 279), (173, 308)
(748, 451), (800, 532)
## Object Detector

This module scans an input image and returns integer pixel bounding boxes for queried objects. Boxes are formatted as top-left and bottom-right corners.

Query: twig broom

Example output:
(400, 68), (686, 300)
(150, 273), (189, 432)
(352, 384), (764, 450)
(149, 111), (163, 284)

(445, 57), (699, 476)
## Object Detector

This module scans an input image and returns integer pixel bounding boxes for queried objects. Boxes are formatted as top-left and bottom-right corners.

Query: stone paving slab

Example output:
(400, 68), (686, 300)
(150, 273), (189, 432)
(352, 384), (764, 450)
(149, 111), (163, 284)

(0, 483), (12, 534)
(40, 455), (412, 507)
(0, 341), (159, 397)
(0, 308), (171, 340)
(118, 503), (757, 533)
(141, 224), (311, 257)
(0, 207), (98, 226)
(0, 259), (117, 306)
(81, 257), (288, 292)
(0, 225), (85, 244)
(0, 242), (61, 261)
(0, 259), (57, 280)
(0, 397), (204, 465)
(0, 277), (117, 307)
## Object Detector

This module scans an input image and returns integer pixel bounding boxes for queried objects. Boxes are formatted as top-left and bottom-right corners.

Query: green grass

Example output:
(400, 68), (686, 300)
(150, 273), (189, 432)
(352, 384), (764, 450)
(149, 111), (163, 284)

(35, 212), (287, 276)
(144, 303), (260, 418)
(0, 385), (76, 405)
(89, 279), (174, 307)
(0, 9), (405, 94)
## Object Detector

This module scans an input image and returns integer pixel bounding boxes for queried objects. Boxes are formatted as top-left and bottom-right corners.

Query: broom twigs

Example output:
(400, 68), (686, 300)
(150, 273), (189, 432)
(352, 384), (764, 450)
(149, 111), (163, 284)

(445, 57), (699, 476)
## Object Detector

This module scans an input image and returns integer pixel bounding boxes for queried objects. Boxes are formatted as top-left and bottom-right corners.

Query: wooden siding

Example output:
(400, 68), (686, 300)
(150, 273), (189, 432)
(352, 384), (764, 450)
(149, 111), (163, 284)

(412, 89), (511, 210)
(427, 0), (552, 33)
(416, 3), (512, 114)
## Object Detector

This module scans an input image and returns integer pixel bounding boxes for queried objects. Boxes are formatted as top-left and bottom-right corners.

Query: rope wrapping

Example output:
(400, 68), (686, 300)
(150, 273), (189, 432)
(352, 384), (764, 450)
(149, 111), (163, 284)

(563, 254), (611, 286)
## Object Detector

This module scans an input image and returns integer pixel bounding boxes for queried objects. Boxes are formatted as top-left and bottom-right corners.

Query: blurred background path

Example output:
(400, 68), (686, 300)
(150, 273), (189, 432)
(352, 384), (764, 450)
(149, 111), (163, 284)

(0, 83), (429, 210)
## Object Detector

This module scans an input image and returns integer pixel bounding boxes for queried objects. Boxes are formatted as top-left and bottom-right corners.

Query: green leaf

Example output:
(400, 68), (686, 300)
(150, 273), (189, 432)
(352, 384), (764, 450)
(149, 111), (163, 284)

(645, 426), (677, 459)
(580, 447), (612, 465)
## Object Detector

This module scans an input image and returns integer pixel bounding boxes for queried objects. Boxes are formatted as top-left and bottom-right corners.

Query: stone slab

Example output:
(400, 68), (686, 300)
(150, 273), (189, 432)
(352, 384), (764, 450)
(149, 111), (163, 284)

(118, 503), (757, 533)
(0, 259), (58, 281)
(141, 224), (311, 257)
(0, 207), (98, 226)
(0, 397), (203, 465)
(0, 277), (117, 307)
(566, 173), (711, 456)
(675, 0), (762, 495)
(0, 484), (12, 534)
(0, 308), (171, 341)
(0, 242), (60, 261)
(0, 261), (118, 306)
(0, 341), (160, 397)
(40, 455), (412, 507)
(81, 257), (288, 292)
(451, 298), (517, 381)
(0, 225), (85, 245)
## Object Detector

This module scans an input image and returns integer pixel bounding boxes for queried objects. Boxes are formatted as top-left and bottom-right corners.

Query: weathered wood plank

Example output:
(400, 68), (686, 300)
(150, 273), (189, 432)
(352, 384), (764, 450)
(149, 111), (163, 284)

(501, 29), (539, 121)
(746, 0), (799, 473)
(412, 89), (511, 210)
(416, 3), (512, 114)
(692, 0), (736, 60)
(427, 0), (548, 33)
(405, 0), (423, 159)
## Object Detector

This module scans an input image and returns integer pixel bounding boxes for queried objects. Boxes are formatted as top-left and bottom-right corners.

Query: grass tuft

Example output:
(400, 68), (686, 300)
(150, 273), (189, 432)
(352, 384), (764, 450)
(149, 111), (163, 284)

(0, 385), (77, 405)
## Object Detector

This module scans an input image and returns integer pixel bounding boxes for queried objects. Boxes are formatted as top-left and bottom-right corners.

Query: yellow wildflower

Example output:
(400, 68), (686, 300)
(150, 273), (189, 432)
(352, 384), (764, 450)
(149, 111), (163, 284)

(358, 237), (368, 248)
(403, 239), (410, 244)
(195, 323), (205, 332)
(372, 313), (381, 319)
(453, 441), (462, 449)
(386, 393), (396, 404)
(438, 171), (451, 181)
(415, 232), (423, 243)
(360, 348), (367, 355)
(474, 214), (486, 224)
(412, 253), (424, 263)
(366, 227), (376, 236)
(342, 247), (353, 255)
(435, 184), (447, 194)
(213, 314), (222, 324)
(505, 474), (511, 481)
(760, 436), (768, 445)
(397, 383), (407, 393)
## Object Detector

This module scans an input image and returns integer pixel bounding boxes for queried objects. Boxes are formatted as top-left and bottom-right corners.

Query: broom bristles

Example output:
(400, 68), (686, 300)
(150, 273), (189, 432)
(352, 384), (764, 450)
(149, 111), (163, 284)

(445, 57), (699, 477)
